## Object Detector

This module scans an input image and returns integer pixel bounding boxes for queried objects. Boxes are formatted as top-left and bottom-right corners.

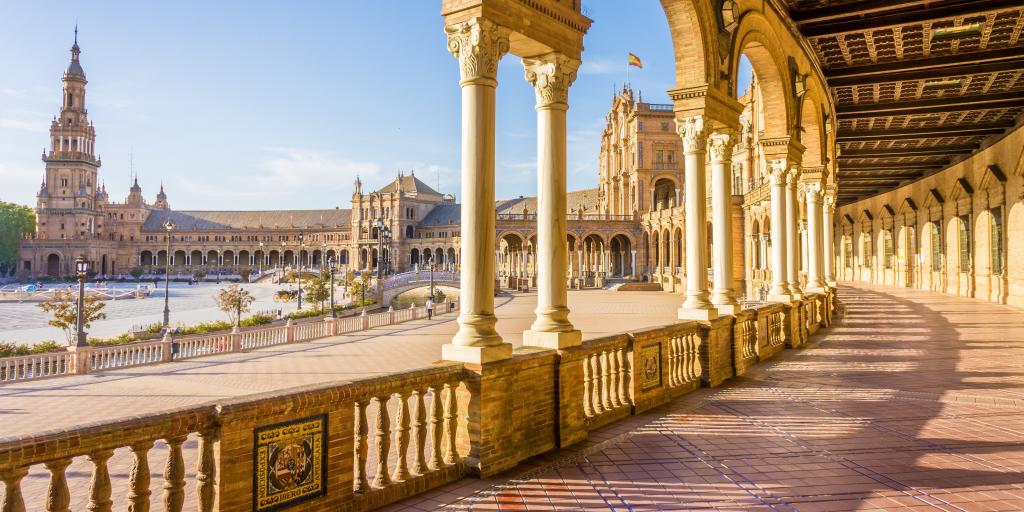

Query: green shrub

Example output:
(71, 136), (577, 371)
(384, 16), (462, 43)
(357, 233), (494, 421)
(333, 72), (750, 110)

(288, 309), (324, 320)
(175, 320), (233, 335)
(0, 340), (67, 358)
(240, 314), (274, 327)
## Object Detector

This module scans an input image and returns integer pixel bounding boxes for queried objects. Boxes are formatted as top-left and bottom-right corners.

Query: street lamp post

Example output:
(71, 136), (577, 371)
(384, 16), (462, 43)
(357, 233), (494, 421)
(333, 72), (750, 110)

(258, 241), (264, 276)
(75, 256), (89, 347)
(235, 286), (243, 329)
(328, 256), (337, 317)
(297, 232), (305, 310)
(429, 262), (435, 302)
(162, 219), (175, 327)
(279, 241), (286, 284)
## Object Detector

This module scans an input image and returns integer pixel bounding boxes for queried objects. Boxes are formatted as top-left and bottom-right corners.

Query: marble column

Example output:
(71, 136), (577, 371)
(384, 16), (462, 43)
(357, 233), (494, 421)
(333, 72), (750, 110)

(522, 52), (581, 349)
(823, 195), (837, 287)
(785, 167), (803, 299)
(442, 18), (512, 364)
(630, 249), (637, 279)
(805, 183), (826, 291)
(677, 116), (717, 320)
(767, 160), (791, 302)
(709, 131), (739, 314)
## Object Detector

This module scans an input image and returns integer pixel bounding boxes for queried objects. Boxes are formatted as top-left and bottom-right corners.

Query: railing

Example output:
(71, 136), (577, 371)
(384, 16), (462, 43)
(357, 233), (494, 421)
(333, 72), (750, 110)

(0, 351), (74, 383)
(0, 303), (459, 386)
(580, 335), (631, 428)
(88, 340), (166, 371)
(350, 364), (466, 509)
(733, 310), (758, 373)
(176, 332), (233, 360)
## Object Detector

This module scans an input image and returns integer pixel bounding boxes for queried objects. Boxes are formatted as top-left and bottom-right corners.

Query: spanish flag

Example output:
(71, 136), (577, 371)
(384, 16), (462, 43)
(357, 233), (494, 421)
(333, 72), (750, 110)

(628, 52), (643, 69)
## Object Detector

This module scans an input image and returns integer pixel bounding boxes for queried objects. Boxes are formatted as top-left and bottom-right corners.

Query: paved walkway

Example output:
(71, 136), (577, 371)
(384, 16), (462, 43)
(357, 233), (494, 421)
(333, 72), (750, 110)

(388, 283), (1024, 511)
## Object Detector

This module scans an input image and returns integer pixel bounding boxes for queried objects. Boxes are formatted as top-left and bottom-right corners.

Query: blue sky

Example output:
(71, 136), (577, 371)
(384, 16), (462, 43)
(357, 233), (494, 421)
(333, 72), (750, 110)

(0, 1), (750, 210)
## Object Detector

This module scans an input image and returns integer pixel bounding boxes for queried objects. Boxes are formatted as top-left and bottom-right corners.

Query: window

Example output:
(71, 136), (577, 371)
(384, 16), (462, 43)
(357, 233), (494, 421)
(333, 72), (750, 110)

(861, 234), (871, 268)
(883, 230), (894, 269)
(958, 214), (971, 271)
(637, 121), (643, 131)
(660, 122), (669, 131)
(991, 207), (1003, 276)
(61, 178), (68, 187)
(843, 238), (853, 268)
(930, 223), (942, 271)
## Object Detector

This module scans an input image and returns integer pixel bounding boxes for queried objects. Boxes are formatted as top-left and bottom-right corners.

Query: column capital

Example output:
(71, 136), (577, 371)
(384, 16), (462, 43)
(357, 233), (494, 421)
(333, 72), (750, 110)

(769, 159), (789, 185)
(523, 52), (580, 109)
(446, 17), (510, 86)
(676, 116), (710, 154)
(707, 130), (736, 164)
(786, 166), (801, 188)
(805, 182), (823, 201)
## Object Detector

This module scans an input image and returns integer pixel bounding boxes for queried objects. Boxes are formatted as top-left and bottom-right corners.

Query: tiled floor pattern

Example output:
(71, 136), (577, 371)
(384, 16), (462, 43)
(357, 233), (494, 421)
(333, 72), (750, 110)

(388, 284), (1024, 511)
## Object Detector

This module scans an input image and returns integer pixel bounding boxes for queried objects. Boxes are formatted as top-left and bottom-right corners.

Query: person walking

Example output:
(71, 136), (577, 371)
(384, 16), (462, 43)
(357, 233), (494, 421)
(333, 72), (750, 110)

(426, 297), (434, 320)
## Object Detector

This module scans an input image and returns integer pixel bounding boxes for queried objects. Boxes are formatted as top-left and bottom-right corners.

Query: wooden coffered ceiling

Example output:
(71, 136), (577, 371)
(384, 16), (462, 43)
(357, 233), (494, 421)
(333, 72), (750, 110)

(785, 0), (1024, 205)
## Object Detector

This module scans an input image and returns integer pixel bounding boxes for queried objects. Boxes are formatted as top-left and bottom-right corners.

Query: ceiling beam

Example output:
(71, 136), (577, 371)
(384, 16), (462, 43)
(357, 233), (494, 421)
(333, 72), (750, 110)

(839, 146), (975, 158)
(790, 0), (930, 24)
(839, 172), (924, 180)
(827, 53), (1024, 87)
(838, 162), (942, 170)
(836, 123), (1010, 141)
(799, 0), (1024, 37)
(836, 93), (1024, 119)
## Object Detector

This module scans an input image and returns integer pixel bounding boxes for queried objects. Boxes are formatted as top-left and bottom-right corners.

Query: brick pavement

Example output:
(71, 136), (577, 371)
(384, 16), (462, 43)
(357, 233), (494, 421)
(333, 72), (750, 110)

(387, 283), (1024, 511)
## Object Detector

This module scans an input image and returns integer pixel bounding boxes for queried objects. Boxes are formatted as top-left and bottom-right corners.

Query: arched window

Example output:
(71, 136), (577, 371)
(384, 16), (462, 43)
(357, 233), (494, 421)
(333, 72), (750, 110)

(957, 214), (971, 271)
(843, 237), (853, 269)
(882, 230), (894, 269)
(861, 232), (872, 268)
(930, 223), (942, 271)
(991, 207), (1003, 276)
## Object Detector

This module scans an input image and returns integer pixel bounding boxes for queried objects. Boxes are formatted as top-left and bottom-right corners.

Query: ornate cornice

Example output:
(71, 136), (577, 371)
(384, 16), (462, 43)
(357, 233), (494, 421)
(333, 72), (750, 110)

(446, 18), (510, 86)
(523, 52), (579, 109)
(676, 116), (709, 154)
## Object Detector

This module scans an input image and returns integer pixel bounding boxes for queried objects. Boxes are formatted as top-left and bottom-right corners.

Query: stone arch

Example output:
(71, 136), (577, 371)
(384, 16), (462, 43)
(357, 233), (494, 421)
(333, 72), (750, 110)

(411, 248), (420, 265)
(798, 94), (824, 168)
(140, 250), (153, 268)
(173, 250), (186, 266)
(652, 176), (680, 210)
(190, 250), (202, 267)
(207, 250), (218, 266)
(730, 13), (794, 138)
(660, 0), (718, 90)
(239, 249), (251, 266)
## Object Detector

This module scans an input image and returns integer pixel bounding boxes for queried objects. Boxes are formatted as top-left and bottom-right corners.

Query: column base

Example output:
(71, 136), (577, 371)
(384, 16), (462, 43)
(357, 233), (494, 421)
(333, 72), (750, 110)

(767, 293), (793, 303)
(522, 329), (582, 349)
(678, 306), (718, 321)
(712, 303), (740, 315)
(441, 343), (513, 364)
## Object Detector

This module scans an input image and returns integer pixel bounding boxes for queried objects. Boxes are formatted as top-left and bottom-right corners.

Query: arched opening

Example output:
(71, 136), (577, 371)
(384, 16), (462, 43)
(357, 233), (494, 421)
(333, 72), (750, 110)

(406, 225), (414, 238)
(652, 178), (677, 210)
(610, 234), (633, 277)
(46, 253), (61, 276)
(411, 248), (420, 266)
(191, 250), (203, 267)
(140, 250), (153, 269)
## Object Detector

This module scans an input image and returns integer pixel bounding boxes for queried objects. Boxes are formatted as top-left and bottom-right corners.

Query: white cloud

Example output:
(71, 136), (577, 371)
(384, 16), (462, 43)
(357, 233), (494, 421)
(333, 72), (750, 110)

(579, 58), (621, 76)
(0, 118), (48, 133)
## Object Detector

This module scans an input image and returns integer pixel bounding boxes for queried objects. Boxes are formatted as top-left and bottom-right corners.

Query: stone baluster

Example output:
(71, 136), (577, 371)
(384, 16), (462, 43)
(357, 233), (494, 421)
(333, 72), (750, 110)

(163, 436), (187, 512)
(87, 449), (114, 512)
(616, 348), (628, 406)
(353, 399), (370, 493)
(443, 381), (459, 464)
(392, 391), (411, 482)
(372, 394), (392, 488)
(1, 467), (28, 512)
(44, 458), (72, 512)
(127, 440), (154, 512)
(427, 386), (444, 470)
(582, 354), (594, 417)
(590, 355), (604, 414)
(608, 349), (621, 408)
(600, 350), (613, 411)
(197, 430), (217, 511)
(411, 388), (428, 474)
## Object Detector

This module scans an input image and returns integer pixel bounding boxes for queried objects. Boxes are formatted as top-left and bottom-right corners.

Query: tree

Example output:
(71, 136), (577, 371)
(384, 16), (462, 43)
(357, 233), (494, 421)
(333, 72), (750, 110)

(348, 272), (374, 306)
(192, 269), (206, 282)
(129, 267), (144, 281)
(37, 293), (107, 345)
(214, 284), (255, 324)
(303, 269), (331, 311)
(0, 202), (35, 276)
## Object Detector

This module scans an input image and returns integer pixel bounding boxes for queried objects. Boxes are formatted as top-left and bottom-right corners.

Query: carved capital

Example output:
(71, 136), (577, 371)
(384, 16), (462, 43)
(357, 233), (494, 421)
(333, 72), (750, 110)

(446, 18), (510, 86)
(676, 116), (709, 154)
(769, 159), (789, 185)
(708, 130), (735, 164)
(786, 166), (801, 188)
(523, 52), (580, 109)
(805, 182), (823, 203)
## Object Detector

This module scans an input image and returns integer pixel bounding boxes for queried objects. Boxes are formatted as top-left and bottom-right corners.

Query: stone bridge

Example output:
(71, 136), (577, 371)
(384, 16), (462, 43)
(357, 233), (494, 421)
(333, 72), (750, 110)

(380, 269), (459, 304)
